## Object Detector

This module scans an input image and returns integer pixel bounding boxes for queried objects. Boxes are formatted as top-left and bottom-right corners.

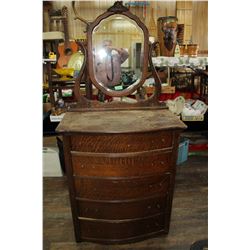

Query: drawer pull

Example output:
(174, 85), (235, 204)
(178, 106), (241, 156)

(147, 205), (151, 209)
(156, 204), (161, 209)
(161, 138), (165, 142)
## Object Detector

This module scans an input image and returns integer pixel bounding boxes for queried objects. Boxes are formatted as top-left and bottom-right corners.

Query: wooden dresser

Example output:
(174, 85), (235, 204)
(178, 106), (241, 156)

(56, 109), (187, 244)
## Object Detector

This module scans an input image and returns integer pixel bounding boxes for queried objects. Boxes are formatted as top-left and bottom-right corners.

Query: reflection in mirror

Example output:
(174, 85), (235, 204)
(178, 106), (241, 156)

(92, 14), (144, 91)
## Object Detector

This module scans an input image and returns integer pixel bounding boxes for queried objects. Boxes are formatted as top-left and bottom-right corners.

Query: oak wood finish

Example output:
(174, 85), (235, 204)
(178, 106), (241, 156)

(54, 1), (186, 245)
(76, 195), (167, 220)
(56, 109), (186, 244)
(56, 110), (185, 134)
(71, 151), (173, 177)
(43, 155), (208, 250)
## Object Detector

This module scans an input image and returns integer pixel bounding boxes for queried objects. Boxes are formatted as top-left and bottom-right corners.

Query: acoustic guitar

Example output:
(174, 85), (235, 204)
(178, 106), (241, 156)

(57, 6), (78, 68)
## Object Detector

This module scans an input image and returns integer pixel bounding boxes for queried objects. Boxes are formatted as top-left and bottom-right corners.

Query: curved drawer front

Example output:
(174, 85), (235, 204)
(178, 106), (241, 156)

(77, 195), (167, 220)
(70, 130), (173, 153)
(71, 150), (173, 177)
(79, 213), (165, 241)
(74, 173), (171, 200)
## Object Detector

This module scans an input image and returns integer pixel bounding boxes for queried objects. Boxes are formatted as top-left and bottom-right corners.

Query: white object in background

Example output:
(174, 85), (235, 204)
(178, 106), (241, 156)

(43, 147), (63, 177)
(54, 92), (58, 102)
(144, 78), (155, 86)
(166, 96), (185, 115)
(121, 48), (129, 67)
(182, 103), (201, 116)
(149, 36), (155, 43)
(192, 100), (208, 115)
(174, 44), (180, 57)
(50, 113), (65, 122)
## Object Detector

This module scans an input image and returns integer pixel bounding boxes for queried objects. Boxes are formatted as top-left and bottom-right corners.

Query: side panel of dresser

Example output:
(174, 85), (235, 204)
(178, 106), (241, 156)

(164, 131), (181, 234)
(62, 136), (82, 242)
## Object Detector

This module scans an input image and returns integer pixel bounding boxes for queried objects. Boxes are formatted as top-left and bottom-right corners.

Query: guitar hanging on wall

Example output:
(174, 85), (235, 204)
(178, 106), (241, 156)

(57, 6), (78, 68)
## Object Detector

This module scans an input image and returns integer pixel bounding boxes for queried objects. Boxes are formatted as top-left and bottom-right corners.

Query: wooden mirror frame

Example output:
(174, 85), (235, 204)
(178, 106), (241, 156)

(88, 2), (148, 97)
(71, 1), (166, 111)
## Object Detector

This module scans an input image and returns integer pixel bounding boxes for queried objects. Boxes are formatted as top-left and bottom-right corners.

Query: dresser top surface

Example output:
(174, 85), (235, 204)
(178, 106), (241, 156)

(56, 109), (187, 134)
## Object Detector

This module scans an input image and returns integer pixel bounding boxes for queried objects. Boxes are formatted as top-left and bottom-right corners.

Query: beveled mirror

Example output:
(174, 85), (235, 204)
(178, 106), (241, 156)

(92, 14), (144, 93)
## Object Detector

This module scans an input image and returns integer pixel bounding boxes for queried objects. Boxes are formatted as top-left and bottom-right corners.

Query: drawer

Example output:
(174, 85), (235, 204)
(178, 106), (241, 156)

(74, 173), (171, 200)
(79, 213), (165, 241)
(70, 130), (173, 153)
(77, 195), (167, 220)
(71, 150), (173, 177)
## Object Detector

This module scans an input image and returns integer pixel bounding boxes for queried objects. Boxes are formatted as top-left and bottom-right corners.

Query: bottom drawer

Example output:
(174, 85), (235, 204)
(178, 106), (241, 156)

(79, 213), (165, 241)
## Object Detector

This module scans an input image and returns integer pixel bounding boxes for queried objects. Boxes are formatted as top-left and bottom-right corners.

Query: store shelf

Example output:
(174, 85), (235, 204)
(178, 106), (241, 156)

(43, 31), (65, 41)
(43, 58), (57, 64)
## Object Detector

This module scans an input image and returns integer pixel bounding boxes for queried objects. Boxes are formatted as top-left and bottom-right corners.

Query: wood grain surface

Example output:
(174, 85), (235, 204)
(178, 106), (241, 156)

(71, 151), (173, 177)
(73, 173), (171, 200)
(56, 110), (187, 134)
(78, 213), (165, 242)
(56, 110), (185, 243)
(43, 155), (208, 250)
(76, 195), (168, 220)
(70, 131), (174, 152)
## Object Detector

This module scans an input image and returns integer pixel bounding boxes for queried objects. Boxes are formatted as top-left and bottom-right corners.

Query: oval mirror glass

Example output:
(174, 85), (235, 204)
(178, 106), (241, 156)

(92, 14), (144, 92)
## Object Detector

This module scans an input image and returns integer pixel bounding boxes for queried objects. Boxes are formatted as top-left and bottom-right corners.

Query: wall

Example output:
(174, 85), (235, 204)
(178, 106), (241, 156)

(46, 1), (207, 51)
(192, 1), (208, 52)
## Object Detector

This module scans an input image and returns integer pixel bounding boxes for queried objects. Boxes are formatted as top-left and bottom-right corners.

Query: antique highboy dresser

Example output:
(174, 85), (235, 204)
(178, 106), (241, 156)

(56, 110), (186, 243)
(55, 1), (187, 244)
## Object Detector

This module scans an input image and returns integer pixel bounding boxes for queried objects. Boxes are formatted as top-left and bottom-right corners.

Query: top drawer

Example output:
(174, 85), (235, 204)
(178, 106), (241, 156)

(70, 130), (174, 153)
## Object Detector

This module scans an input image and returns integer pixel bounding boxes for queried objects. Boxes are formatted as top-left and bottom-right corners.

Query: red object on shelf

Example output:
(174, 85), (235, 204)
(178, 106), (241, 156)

(189, 144), (208, 151)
